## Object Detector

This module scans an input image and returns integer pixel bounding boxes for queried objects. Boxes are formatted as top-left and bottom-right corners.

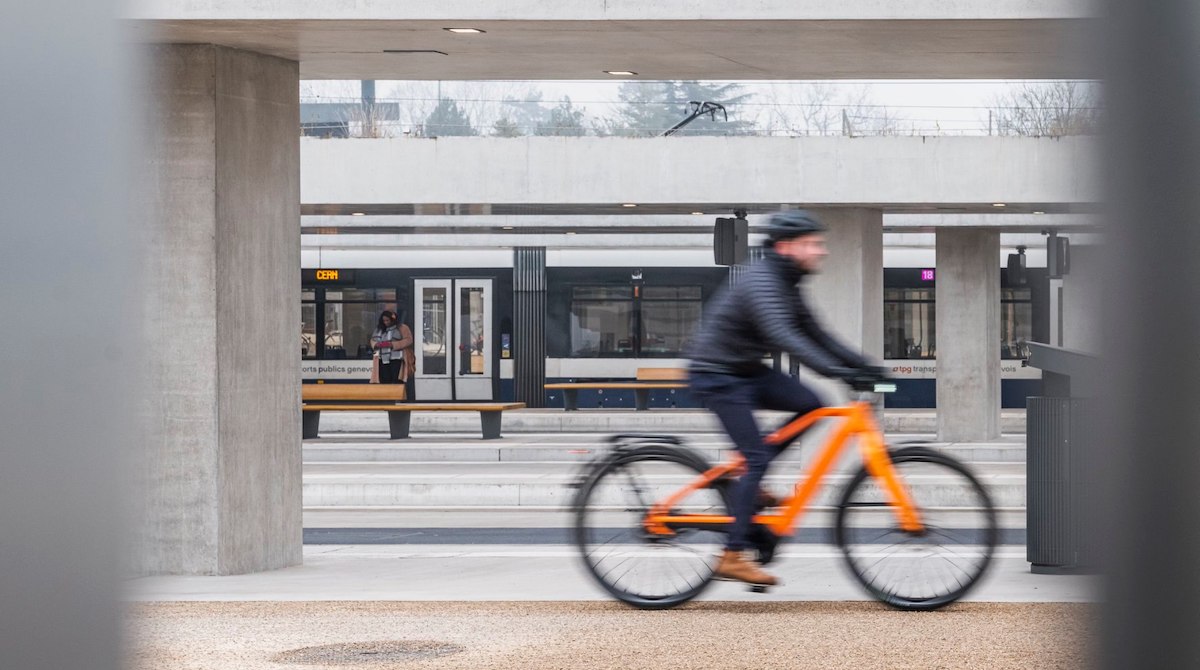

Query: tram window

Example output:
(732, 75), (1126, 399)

(641, 286), (702, 356)
(1001, 288), (1033, 360)
(302, 302), (318, 359)
(570, 286), (634, 357)
(323, 299), (398, 360)
(422, 287), (448, 374)
(884, 288), (936, 360)
(569, 285), (701, 357)
(570, 291), (635, 357)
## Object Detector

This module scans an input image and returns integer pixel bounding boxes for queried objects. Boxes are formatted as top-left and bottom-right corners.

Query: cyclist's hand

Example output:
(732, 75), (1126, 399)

(845, 373), (882, 392)
(858, 365), (892, 381)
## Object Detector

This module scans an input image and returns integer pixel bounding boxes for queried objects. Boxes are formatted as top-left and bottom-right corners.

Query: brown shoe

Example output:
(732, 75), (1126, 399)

(715, 549), (779, 586)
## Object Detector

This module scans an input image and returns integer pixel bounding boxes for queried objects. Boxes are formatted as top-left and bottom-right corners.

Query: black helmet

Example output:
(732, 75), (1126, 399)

(765, 210), (826, 247)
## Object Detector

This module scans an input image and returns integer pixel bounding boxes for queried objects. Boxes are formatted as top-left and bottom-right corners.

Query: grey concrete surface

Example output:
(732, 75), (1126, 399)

(313, 408), (1030, 436)
(299, 461), (1027, 508)
(937, 229), (1002, 441)
(135, 44), (302, 575)
(1060, 244), (1102, 352)
(126, 544), (1095, 603)
(125, 1), (1096, 80)
(129, 600), (1092, 670)
(300, 507), (1030, 531)
(301, 137), (1097, 209)
(301, 432), (1030, 463)
(805, 208), (884, 404)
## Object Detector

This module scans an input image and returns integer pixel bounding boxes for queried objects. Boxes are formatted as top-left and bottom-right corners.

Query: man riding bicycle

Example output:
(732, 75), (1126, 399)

(687, 210), (887, 586)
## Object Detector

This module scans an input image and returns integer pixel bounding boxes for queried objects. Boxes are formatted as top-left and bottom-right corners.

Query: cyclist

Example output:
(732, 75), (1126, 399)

(686, 210), (887, 586)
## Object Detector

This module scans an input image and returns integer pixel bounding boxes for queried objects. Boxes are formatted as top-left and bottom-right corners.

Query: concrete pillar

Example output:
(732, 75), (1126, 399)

(800, 208), (884, 400)
(1060, 243), (1101, 353)
(936, 229), (1001, 441)
(135, 44), (301, 575)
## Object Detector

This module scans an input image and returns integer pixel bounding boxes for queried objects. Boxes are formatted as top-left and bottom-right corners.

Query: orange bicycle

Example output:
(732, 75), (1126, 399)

(570, 385), (998, 611)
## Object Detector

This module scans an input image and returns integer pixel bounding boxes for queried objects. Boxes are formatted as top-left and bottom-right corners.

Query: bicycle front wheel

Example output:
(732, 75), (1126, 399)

(572, 443), (731, 610)
(834, 446), (998, 611)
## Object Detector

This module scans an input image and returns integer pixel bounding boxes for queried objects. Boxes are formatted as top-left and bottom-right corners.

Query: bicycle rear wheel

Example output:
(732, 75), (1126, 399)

(572, 442), (731, 610)
(834, 447), (998, 611)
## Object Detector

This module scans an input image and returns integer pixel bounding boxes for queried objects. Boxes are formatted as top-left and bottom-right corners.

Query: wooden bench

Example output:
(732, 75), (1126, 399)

(301, 384), (524, 439)
(544, 367), (689, 411)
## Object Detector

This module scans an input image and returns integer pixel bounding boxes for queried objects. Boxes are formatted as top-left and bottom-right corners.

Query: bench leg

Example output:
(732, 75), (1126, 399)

(635, 388), (650, 411)
(302, 410), (320, 439)
(563, 388), (578, 411)
(388, 411), (411, 439)
(480, 411), (502, 440)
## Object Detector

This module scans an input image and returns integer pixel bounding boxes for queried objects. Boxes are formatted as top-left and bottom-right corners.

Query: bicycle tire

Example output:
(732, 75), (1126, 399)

(834, 446), (998, 611)
(572, 442), (732, 610)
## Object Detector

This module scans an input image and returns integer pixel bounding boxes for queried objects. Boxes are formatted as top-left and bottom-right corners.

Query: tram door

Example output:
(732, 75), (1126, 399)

(412, 279), (493, 400)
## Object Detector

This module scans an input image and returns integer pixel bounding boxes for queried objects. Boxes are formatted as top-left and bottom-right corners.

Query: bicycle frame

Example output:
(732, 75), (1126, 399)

(643, 401), (925, 537)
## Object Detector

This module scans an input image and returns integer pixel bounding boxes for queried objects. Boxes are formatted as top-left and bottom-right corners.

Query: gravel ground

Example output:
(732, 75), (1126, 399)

(129, 601), (1092, 670)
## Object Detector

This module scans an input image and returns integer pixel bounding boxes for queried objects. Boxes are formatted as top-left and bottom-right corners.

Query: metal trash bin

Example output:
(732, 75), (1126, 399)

(1024, 343), (1101, 574)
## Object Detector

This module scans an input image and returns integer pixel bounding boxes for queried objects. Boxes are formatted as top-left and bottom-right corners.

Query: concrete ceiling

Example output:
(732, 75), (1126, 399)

(130, 18), (1098, 80)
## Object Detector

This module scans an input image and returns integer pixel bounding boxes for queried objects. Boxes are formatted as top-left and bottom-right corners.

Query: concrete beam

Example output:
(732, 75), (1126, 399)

(301, 137), (1098, 209)
(126, 3), (1097, 79)
(136, 44), (302, 575)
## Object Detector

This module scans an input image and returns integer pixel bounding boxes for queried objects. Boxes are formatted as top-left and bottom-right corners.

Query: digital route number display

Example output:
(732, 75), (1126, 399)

(302, 269), (356, 285)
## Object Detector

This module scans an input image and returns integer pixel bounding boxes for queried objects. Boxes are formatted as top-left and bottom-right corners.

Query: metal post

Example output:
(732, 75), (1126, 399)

(513, 247), (547, 407)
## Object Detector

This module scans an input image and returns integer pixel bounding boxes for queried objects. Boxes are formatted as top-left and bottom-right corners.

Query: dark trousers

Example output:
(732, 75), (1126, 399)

(689, 369), (824, 551)
(379, 359), (403, 384)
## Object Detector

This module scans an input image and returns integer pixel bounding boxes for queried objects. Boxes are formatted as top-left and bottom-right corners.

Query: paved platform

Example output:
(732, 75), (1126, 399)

(315, 409), (1028, 437)
(303, 432), (1030, 464)
(127, 544), (1094, 603)
(301, 460), (1027, 508)
(128, 600), (1092, 670)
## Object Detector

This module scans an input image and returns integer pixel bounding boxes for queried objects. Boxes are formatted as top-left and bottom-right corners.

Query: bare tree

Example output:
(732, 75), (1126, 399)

(989, 81), (1101, 136)
(758, 83), (905, 136)
(344, 103), (397, 138)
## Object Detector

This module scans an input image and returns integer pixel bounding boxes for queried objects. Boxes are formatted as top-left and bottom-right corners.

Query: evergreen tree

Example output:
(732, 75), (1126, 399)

(500, 89), (547, 135)
(606, 81), (757, 136)
(535, 97), (588, 137)
(423, 98), (476, 137)
(492, 117), (523, 137)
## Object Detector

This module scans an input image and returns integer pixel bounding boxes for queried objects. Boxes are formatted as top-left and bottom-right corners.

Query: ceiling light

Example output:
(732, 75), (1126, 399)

(691, 211), (704, 216)
(1033, 210), (1045, 215)
(605, 71), (638, 76)
(502, 226), (514, 230)
(351, 212), (365, 216)
(566, 231), (577, 235)
(992, 203), (1007, 208)
(622, 203), (637, 208)
(445, 28), (486, 34)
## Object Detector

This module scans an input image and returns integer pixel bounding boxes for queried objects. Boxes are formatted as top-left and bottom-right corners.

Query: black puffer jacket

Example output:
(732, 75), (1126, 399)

(687, 250), (868, 378)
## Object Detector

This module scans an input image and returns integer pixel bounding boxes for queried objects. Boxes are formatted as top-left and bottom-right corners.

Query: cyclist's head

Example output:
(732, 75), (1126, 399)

(765, 210), (826, 246)
(765, 210), (828, 272)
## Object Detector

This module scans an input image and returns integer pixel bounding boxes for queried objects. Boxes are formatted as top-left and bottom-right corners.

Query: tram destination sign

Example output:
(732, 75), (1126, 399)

(303, 269), (356, 285)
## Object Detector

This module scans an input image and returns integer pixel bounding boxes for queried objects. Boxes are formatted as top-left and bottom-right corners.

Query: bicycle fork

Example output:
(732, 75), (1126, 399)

(855, 415), (926, 533)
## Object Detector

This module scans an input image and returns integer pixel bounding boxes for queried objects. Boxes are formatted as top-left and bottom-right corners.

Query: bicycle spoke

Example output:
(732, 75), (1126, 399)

(836, 451), (997, 610)
(574, 446), (729, 609)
